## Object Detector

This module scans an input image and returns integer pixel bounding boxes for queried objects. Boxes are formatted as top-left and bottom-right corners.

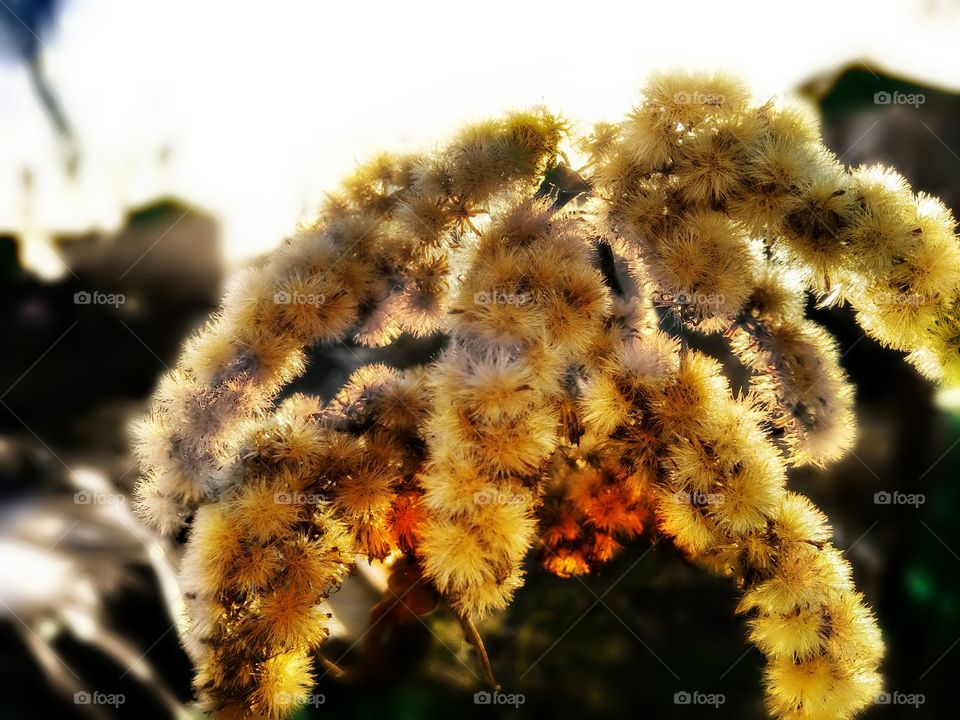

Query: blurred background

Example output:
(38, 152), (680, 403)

(1, 0), (959, 717)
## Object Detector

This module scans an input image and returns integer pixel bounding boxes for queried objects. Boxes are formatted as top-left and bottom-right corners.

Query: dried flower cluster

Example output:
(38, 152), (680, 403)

(133, 71), (960, 719)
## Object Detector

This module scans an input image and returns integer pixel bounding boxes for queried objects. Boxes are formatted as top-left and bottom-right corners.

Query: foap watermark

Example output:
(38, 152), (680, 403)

(274, 290), (326, 306)
(473, 289), (533, 307)
(653, 290), (726, 309)
(74, 691), (125, 708)
(474, 490), (526, 506)
(74, 290), (125, 308)
(274, 491), (323, 505)
(673, 91), (725, 107)
(874, 490), (925, 508)
(675, 490), (724, 507)
(674, 690), (725, 708)
(871, 290), (924, 308)
(74, 490), (125, 506)
(875, 691), (925, 708)
(274, 691), (326, 707)
(874, 90), (925, 108)
(474, 690), (525, 707)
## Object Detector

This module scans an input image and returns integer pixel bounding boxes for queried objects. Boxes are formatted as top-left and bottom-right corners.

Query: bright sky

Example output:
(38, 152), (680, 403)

(2, 0), (960, 275)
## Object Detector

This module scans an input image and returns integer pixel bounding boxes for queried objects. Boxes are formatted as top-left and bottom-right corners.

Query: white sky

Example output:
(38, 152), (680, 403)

(2, 0), (960, 275)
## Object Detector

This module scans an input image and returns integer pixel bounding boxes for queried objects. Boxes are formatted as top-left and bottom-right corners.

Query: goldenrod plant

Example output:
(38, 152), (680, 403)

(133, 70), (960, 719)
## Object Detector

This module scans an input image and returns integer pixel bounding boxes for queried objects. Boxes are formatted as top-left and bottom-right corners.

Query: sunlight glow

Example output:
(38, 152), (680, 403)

(1, 0), (959, 274)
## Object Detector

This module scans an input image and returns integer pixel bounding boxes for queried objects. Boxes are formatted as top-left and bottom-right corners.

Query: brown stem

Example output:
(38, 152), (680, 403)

(457, 612), (499, 690)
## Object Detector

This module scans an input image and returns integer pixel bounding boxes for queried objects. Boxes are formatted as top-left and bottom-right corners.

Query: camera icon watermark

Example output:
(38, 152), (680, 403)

(473, 690), (525, 707)
(873, 90), (925, 108)
(674, 490), (724, 507)
(875, 691), (924, 707)
(873, 490), (925, 508)
(871, 290), (924, 308)
(473, 491), (527, 506)
(74, 290), (125, 308)
(273, 691), (325, 709)
(74, 490), (126, 506)
(673, 91), (725, 107)
(274, 491), (323, 505)
(473, 289), (533, 307)
(674, 690), (725, 707)
(274, 290), (326, 306)
(74, 691), (125, 707)
(653, 290), (726, 309)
